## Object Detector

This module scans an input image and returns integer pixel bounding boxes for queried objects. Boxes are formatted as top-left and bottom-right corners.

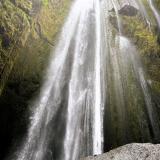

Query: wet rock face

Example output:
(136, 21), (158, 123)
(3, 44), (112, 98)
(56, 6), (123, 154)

(118, 5), (138, 16)
(1, 34), (11, 49)
(0, 26), (11, 49)
(81, 143), (160, 160)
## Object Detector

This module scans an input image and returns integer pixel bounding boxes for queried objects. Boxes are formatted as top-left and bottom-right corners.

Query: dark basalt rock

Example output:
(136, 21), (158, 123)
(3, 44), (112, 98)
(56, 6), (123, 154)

(118, 5), (138, 16)
(109, 16), (118, 30)
(109, 8), (115, 12)
(0, 26), (5, 35)
(2, 34), (11, 49)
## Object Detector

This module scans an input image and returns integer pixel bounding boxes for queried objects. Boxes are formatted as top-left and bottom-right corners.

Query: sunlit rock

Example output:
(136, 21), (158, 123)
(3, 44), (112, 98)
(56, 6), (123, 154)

(81, 143), (160, 160)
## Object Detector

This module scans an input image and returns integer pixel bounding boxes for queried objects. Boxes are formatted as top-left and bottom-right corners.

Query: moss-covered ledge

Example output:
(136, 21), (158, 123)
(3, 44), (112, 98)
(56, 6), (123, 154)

(0, 0), (71, 95)
(109, 14), (160, 57)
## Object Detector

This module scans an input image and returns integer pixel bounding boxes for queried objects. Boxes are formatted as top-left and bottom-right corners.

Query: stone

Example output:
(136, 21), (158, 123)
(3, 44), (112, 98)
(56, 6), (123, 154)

(118, 5), (138, 16)
(81, 143), (160, 160)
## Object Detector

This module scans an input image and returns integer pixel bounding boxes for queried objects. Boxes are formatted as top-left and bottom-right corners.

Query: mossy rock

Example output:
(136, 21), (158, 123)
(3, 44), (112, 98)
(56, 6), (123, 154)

(10, 0), (32, 14)
(118, 5), (138, 17)
(109, 14), (160, 57)
(109, 6), (160, 95)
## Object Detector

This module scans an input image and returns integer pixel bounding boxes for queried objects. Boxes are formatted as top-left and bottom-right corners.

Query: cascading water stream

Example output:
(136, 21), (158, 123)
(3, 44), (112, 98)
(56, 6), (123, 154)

(16, 1), (84, 159)
(111, 0), (122, 34)
(103, 0), (160, 150)
(135, 0), (152, 30)
(15, 0), (105, 160)
(147, 0), (160, 28)
(93, 0), (104, 155)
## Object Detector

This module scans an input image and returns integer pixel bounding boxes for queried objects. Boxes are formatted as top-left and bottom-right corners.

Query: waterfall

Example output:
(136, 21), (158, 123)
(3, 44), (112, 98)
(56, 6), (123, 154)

(15, 0), (104, 160)
(11, 0), (160, 159)
(93, 0), (103, 155)
(16, 0), (84, 159)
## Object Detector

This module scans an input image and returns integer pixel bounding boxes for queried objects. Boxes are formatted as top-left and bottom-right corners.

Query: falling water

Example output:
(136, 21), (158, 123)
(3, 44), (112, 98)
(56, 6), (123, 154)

(135, 0), (152, 30)
(93, 0), (104, 155)
(103, 0), (160, 150)
(15, 0), (104, 160)
(111, 0), (122, 34)
(119, 36), (160, 139)
(147, 0), (160, 28)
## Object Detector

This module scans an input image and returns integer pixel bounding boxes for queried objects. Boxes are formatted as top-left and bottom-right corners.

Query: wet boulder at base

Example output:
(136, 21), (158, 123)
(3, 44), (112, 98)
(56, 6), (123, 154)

(81, 143), (160, 160)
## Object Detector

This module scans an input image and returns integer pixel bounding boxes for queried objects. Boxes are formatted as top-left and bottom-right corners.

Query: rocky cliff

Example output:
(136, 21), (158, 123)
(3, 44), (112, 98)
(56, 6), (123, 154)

(109, 3), (160, 114)
(0, 0), (71, 94)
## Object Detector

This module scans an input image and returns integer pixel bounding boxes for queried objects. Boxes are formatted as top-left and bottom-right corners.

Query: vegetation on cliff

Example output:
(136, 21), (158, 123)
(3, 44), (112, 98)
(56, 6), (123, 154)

(109, 3), (160, 97)
(0, 0), (71, 94)
(107, 2), (160, 150)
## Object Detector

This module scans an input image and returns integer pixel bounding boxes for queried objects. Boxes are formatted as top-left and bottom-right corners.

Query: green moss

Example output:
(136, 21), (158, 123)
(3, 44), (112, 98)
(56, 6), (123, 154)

(12, 0), (71, 78)
(13, 0), (32, 13)
(152, 81), (160, 93)
(153, 0), (160, 13)
(120, 15), (160, 56)
(0, 0), (33, 94)
(0, 0), (71, 95)
(42, 0), (49, 6)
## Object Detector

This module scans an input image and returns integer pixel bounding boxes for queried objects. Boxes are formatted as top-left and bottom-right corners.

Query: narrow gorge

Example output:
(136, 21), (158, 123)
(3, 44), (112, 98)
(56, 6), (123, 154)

(0, 0), (160, 160)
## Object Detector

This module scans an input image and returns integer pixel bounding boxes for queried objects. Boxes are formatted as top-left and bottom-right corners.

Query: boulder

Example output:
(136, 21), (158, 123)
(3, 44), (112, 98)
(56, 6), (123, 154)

(118, 5), (138, 16)
(81, 143), (160, 160)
